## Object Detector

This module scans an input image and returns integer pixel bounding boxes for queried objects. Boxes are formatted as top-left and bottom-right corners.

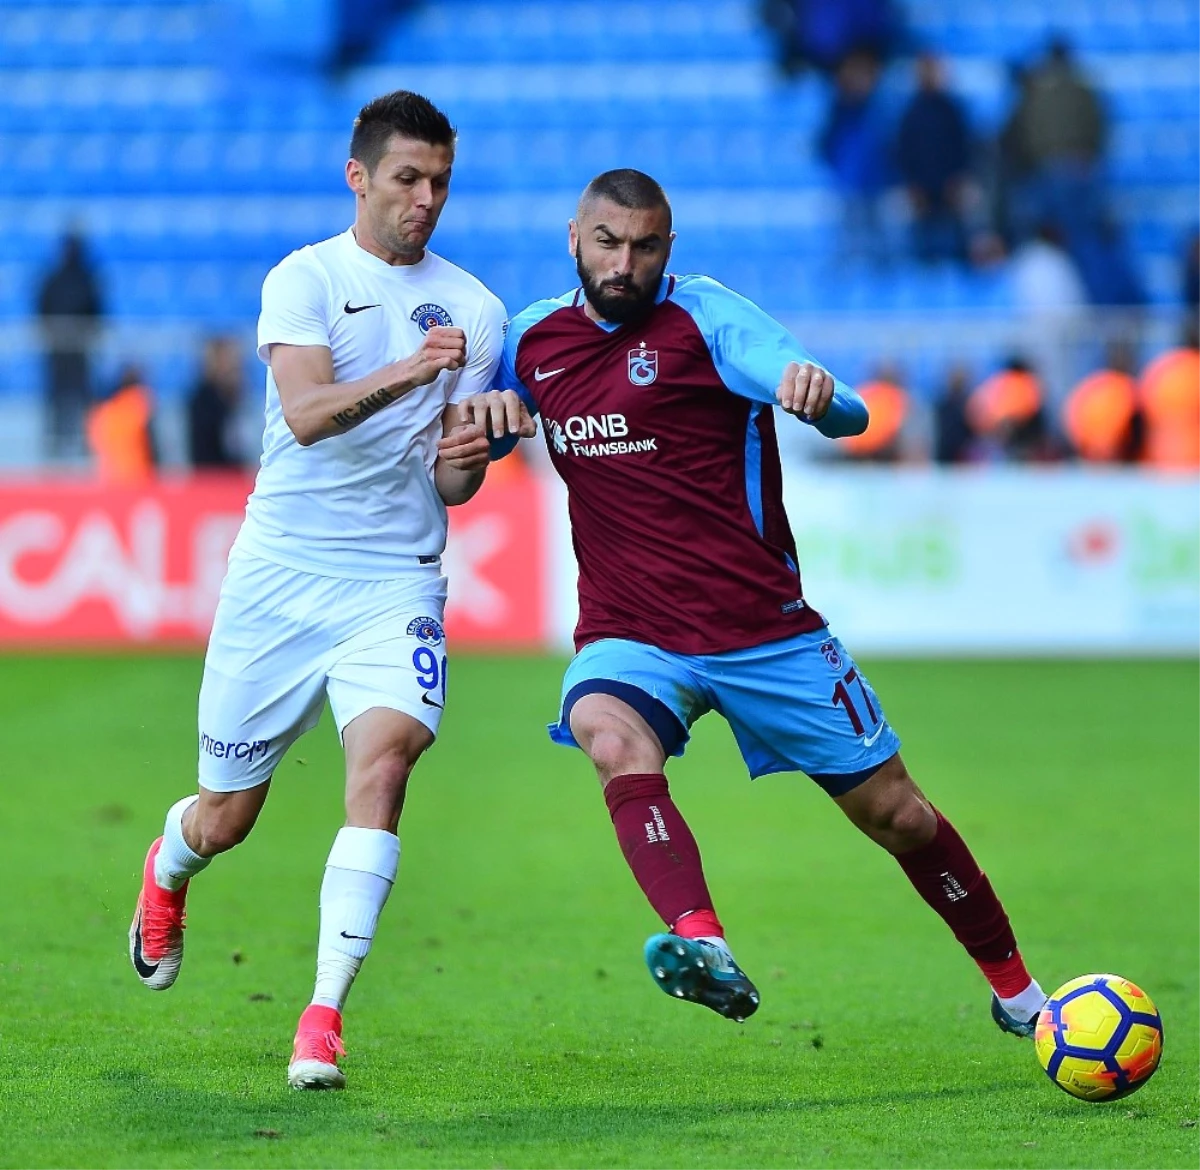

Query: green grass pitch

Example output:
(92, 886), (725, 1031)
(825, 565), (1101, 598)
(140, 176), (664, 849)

(0, 653), (1196, 1169)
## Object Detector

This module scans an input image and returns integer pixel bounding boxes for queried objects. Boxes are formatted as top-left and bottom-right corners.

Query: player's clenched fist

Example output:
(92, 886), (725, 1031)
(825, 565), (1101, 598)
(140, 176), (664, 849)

(458, 389), (538, 439)
(776, 361), (834, 422)
(405, 326), (467, 387)
(436, 422), (491, 472)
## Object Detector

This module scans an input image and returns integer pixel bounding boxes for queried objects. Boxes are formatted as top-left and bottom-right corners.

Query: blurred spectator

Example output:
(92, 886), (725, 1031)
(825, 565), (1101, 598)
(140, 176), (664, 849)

(839, 365), (910, 461)
(968, 358), (1054, 462)
(1001, 38), (1141, 306)
(36, 232), (104, 460)
(1183, 233), (1199, 310)
(86, 364), (156, 484)
(1009, 223), (1090, 401)
(1062, 341), (1142, 463)
(818, 50), (894, 264)
(989, 61), (1034, 250)
(896, 54), (973, 264)
(188, 337), (245, 468)
(1138, 323), (1200, 471)
(932, 363), (974, 464)
(1014, 40), (1105, 158)
(1006, 38), (1107, 229)
(760, 0), (900, 77)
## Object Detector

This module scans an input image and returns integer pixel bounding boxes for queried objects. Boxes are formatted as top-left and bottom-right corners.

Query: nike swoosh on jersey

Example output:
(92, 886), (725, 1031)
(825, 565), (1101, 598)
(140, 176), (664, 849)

(344, 301), (381, 314)
(863, 725), (886, 747)
(131, 916), (160, 979)
(533, 366), (567, 381)
(421, 693), (445, 709)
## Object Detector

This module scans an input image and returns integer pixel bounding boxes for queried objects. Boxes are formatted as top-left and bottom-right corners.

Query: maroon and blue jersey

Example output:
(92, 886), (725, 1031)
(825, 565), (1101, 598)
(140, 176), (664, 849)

(494, 275), (868, 655)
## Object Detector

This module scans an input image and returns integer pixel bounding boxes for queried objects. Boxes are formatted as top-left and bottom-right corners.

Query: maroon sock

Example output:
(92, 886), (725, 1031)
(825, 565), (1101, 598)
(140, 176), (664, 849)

(604, 773), (717, 930)
(894, 808), (1028, 990)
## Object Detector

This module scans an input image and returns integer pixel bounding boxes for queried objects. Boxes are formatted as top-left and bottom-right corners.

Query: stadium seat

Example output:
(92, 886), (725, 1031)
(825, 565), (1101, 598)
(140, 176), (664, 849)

(1, 0), (1194, 404)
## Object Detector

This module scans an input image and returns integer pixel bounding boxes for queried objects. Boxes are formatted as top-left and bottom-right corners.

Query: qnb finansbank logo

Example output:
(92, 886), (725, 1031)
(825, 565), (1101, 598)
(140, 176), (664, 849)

(543, 413), (659, 459)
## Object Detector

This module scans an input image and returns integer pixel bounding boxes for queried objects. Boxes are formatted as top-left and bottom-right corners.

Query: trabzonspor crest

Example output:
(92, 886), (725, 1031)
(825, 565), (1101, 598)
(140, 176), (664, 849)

(407, 616), (445, 646)
(411, 303), (453, 333)
(628, 347), (658, 386)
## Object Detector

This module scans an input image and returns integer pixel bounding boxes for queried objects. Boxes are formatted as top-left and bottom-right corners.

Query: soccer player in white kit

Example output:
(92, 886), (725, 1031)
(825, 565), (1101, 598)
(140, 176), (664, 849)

(127, 90), (534, 1090)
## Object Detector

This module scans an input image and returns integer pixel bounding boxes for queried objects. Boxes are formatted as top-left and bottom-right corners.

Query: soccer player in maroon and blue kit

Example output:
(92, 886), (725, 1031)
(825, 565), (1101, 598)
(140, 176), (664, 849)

(465, 170), (1047, 1036)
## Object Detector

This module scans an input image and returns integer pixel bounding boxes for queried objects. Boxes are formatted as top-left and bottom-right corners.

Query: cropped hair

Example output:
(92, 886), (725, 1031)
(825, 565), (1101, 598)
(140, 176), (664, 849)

(350, 90), (456, 173)
(579, 169), (672, 230)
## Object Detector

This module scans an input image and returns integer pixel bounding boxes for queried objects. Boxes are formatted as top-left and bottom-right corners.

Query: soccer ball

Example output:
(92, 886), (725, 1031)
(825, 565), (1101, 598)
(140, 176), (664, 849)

(1034, 974), (1163, 1101)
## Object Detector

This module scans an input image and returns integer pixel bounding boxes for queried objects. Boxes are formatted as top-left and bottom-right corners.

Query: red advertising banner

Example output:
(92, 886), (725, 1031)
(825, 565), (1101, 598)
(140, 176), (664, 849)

(444, 471), (547, 647)
(0, 474), (547, 647)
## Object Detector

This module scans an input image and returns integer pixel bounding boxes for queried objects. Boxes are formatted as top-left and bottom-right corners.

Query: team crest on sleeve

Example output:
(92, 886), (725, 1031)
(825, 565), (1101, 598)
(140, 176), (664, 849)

(411, 303), (453, 333)
(407, 616), (445, 646)
(628, 346), (658, 386)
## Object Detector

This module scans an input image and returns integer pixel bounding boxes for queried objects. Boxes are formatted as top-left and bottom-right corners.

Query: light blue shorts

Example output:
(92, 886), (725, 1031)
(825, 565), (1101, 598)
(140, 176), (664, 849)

(549, 626), (901, 796)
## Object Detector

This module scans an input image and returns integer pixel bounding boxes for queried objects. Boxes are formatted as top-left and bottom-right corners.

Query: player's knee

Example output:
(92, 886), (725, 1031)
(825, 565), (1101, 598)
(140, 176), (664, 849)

(357, 752), (413, 797)
(347, 748), (414, 828)
(585, 725), (659, 785)
(886, 794), (937, 849)
(842, 767), (936, 851)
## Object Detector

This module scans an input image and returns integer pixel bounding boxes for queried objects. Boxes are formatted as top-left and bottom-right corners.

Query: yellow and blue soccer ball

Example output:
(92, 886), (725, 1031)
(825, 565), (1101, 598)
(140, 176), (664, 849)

(1034, 974), (1163, 1101)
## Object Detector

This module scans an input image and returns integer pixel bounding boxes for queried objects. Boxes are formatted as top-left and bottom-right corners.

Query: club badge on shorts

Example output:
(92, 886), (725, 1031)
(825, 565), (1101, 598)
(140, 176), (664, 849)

(820, 640), (843, 671)
(628, 346), (658, 386)
(407, 616), (445, 646)
(411, 303), (453, 333)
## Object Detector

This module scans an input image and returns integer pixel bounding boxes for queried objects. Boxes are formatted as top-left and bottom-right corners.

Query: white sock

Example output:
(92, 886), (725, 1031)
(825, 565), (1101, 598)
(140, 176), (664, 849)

(311, 827), (400, 1012)
(154, 795), (211, 891)
(999, 978), (1047, 1021)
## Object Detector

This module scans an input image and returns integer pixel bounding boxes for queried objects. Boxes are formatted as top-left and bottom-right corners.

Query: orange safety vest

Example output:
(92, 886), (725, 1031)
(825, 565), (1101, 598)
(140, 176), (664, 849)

(86, 383), (154, 484)
(1138, 348), (1199, 470)
(967, 369), (1042, 434)
(839, 380), (908, 456)
(1063, 369), (1138, 461)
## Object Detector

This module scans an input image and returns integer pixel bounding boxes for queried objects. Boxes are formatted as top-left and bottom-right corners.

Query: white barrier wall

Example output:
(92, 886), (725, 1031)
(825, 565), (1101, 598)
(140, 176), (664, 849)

(547, 468), (1200, 656)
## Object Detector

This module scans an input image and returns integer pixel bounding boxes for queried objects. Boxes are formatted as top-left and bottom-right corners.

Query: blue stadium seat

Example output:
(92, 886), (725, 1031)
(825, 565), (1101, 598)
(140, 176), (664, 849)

(0, 0), (1192, 374)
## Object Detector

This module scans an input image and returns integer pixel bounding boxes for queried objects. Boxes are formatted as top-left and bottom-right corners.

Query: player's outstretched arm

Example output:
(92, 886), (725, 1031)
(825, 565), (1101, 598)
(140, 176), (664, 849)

(271, 327), (468, 446)
(670, 276), (868, 439)
(776, 361), (868, 438)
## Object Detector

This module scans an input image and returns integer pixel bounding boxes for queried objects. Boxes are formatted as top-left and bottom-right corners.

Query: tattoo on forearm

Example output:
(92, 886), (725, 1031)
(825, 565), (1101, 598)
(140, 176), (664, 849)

(332, 386), (397, 428)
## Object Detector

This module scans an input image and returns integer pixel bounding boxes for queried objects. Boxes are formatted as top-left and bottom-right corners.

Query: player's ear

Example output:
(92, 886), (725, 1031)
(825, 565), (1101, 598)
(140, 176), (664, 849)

(345, 158), (368, 198)
(567, 219), (579, 257)
(665, 230), (677, 262)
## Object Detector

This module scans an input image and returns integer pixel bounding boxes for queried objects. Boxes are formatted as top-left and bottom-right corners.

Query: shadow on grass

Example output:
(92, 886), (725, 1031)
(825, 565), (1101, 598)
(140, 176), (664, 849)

(83, 1067), (1016, 1161)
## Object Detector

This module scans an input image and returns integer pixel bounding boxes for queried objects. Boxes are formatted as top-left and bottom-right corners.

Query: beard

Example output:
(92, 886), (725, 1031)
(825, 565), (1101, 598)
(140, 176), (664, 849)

(575, 246), (664, 324)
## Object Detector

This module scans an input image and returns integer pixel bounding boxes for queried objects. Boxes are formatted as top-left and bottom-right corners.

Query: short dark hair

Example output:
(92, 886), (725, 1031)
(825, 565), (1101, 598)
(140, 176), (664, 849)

(350, 90), (456, 174)
(579, 169), (672, 230)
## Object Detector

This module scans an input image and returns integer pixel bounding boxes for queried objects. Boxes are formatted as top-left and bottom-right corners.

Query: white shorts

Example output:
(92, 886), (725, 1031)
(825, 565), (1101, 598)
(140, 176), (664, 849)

(197, 550), (450, 793)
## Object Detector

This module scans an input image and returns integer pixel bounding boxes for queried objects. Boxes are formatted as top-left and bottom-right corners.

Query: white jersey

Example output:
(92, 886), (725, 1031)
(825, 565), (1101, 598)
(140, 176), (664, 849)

(236, 228), (505, 578)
